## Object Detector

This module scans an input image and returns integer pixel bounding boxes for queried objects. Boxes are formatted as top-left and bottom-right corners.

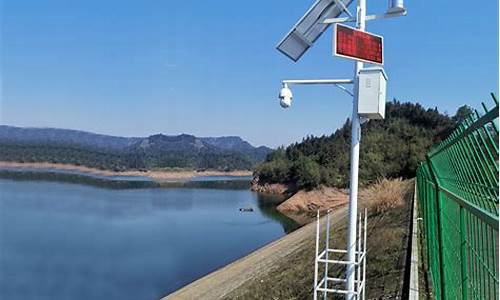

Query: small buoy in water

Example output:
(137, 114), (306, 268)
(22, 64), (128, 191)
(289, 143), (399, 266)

(239, 207), (254, 212)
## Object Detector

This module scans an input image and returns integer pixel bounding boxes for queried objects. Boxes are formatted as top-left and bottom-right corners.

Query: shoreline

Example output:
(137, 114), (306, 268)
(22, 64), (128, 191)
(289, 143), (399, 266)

(0, 161), (253, 181)
(162, 207), (347, 300)
(162, 179), (414, 299)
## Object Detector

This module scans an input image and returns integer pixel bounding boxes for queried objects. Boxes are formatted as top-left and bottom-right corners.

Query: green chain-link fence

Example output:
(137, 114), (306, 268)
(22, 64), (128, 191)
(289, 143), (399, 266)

(416, 93), (499, 300)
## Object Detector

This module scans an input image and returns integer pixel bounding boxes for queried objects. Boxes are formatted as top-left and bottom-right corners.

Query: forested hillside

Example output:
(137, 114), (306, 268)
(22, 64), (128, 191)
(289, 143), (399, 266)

(0, 127), (272, 171)
(254, 101), (471, 189)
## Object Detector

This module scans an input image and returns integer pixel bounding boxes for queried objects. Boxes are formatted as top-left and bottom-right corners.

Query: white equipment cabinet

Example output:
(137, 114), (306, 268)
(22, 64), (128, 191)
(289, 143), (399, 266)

(357, 68), (387, 119)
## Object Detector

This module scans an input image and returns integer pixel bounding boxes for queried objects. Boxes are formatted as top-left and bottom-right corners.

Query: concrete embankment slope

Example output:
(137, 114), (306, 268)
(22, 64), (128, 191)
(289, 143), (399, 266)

(161, 207), (347, 300)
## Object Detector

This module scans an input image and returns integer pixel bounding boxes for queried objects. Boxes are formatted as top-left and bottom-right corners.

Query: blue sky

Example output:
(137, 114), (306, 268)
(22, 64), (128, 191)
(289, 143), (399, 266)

(1, 0), (498, 147)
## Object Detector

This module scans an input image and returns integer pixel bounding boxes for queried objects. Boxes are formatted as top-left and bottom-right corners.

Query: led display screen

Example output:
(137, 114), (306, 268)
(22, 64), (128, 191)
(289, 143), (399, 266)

(335, 24), (383, 65)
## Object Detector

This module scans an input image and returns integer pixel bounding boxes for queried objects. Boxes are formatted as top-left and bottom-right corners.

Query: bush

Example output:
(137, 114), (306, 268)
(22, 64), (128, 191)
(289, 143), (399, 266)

(290, 156), (321, 190)
(255, 159), (289, 183)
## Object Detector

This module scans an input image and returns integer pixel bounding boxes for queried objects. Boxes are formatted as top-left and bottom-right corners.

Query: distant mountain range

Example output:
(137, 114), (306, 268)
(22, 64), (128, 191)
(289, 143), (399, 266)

(0, 126), (272, 171)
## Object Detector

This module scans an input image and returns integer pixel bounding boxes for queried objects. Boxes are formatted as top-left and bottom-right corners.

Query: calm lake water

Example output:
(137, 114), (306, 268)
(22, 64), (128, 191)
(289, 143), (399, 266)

(0, 172), (297, 300)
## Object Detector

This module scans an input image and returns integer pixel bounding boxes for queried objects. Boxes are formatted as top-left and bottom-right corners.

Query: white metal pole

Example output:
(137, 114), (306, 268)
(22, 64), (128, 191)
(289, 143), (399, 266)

(357, 213), (362, 291)
(314, 210), (320, 300)
(323, 211), (331, 299)
(346, 0), (365, 297)
(362, 208), (367, 300)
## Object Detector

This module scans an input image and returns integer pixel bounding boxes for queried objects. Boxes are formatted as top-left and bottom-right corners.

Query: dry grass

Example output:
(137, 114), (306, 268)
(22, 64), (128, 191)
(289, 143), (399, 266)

(360, 178), (405, 213)
(277, 186), (348, 213)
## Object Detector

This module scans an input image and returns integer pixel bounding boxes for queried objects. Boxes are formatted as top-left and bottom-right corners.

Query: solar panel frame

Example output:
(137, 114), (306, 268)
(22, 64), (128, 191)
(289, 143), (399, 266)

(276, 0), (354, 62)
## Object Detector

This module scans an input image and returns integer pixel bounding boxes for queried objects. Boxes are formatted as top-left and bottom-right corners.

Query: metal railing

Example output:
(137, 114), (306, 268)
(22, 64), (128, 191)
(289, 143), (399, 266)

(313, 209), (367, 300)
(416, 93), (499, 300)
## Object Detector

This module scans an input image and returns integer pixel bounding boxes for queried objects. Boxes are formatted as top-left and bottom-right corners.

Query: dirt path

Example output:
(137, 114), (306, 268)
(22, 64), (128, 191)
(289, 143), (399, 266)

(161, 207), (347, 300)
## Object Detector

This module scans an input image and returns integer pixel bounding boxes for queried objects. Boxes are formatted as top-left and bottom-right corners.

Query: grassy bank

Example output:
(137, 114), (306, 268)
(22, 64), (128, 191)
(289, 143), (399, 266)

(224, 179), (414, 299)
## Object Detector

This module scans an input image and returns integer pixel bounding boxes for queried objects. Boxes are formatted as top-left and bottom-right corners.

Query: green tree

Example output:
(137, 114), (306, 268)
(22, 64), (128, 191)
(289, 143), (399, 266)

(290, 156), (321, 190)
(452, 105), (473, 124)
(253, 100), (462, 189)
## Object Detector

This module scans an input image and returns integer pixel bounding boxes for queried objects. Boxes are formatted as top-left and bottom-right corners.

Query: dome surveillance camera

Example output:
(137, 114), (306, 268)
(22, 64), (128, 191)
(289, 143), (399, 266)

(279, 84), (292, 108)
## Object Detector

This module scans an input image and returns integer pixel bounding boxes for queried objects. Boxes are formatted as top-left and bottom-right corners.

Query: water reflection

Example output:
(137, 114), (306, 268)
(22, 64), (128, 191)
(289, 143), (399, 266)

(0, 169), (159, 189)
(0, 169), (253, 190)
(0, 173), (298, 300)
(255, 194), (301, 233)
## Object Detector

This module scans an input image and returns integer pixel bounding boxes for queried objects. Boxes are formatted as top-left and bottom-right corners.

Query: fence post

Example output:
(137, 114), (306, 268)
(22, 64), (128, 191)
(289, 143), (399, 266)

(459, 206), (468, 299)
(426, 155), (446, 300)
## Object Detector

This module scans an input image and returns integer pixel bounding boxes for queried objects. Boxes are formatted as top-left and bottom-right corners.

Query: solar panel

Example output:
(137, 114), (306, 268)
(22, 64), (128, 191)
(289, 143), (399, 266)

(276, 0), (354, 62)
